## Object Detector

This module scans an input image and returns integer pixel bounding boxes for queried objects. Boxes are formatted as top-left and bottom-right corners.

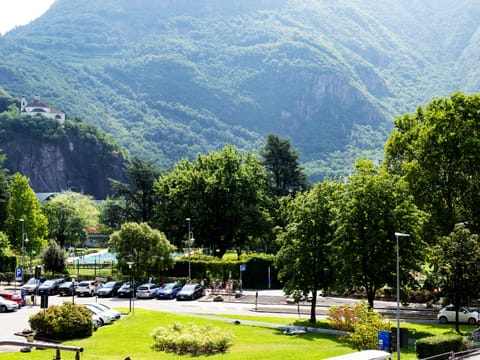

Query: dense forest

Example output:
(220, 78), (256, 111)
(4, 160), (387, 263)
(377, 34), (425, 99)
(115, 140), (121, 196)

(1, 0), (479, 180)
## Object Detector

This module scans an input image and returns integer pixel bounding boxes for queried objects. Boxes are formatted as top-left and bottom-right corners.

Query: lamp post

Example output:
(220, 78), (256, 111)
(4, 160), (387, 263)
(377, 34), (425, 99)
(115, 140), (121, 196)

(395, 232), (410, 360)
(127, 261), (134, 314)
(186, 218), (192, 281)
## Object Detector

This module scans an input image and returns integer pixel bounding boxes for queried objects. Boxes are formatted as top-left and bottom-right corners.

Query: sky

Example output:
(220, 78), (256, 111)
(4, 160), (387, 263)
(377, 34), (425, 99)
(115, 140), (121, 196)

(0, 0), (55, 36)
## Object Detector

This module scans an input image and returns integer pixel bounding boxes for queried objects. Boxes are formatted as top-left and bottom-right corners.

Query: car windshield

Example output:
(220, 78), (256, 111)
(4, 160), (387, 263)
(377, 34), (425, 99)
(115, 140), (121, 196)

(103, 282), (115, 288)
(182, 285), (196, 291)
(25, 278), (38, 285)
(163, 284), (175, 290)
(41, 280), (54, 286)
(138, 286), (148, 290)
(79, 282), (91, 286)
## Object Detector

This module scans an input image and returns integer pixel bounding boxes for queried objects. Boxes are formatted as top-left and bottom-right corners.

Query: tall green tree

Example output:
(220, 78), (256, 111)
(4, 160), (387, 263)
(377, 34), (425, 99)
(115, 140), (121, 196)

(430, 223), (480, 333)
(154, 145), (271, 258)
(260, 134), (308, 196)
(334, 160), (428, 308)
(110, 157), (162, 224)
(385, 92), (480, 238)
(42, 191), (100, 248)
(109, 222), (175, 282)
(42, 239), (67, 276)
(276, 180), (340, 323)
(5, 173), (48, 256)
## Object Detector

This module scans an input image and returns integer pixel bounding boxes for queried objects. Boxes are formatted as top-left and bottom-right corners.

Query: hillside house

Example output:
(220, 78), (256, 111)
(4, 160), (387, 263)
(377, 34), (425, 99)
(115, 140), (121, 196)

(20, 96), (66, 124)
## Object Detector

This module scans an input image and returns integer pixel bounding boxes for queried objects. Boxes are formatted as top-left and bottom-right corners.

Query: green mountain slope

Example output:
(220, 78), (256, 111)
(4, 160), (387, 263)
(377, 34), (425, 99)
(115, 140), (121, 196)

(0, 0), (478, 181)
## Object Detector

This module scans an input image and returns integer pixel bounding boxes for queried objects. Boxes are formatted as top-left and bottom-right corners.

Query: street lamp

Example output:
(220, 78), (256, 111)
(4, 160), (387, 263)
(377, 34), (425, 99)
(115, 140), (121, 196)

(395, 232), (410, 360)
(127, 261), (134, 314)
(20, 219), (25, 274)
(186, 218), (193, 281)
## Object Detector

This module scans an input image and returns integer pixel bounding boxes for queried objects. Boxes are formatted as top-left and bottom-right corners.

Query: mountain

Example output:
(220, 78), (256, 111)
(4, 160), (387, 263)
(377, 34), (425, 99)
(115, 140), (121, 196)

(0, 0), (479, 181)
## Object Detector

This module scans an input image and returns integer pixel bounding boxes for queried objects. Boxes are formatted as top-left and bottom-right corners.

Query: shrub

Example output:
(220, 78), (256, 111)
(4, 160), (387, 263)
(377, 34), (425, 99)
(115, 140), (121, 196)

(416, 334), (464, 359)
(29, 302), (93, 340)
(151, 322), (234, 355)
(328, 301), (390, 350)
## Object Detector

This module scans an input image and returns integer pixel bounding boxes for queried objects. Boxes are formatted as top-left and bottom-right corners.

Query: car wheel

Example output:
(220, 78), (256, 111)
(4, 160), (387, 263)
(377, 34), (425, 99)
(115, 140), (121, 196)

(439, 316), (448, 324)
(0, 305), (6, 313)
(469, 317), (477, 325)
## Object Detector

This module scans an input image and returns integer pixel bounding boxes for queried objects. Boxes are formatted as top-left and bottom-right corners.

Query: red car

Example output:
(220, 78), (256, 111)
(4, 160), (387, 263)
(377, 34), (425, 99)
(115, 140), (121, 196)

(0, 291), (24, 307)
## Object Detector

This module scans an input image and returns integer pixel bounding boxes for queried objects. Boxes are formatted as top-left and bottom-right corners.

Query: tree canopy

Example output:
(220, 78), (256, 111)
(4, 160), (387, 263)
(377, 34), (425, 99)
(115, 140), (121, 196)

(108, 222), (175, 282)
(276, 180), (340, 323)
(334, 160), (428, 308)
(385, 92), (480, 238)
(154, 145), (272, 258)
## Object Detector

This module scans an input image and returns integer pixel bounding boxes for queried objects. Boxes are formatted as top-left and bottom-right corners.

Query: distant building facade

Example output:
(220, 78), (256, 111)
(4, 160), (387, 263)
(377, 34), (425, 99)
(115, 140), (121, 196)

(20, 96), (66, 124)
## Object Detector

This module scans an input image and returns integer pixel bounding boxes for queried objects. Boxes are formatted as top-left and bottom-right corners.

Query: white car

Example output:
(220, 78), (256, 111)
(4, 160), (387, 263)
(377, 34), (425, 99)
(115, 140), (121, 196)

(75, 280), (103, 297)
(0, 297), (19, 312)
(87, 303), (121, 320)
(437, 305), (479, 325)
(84, 304), (115, 326)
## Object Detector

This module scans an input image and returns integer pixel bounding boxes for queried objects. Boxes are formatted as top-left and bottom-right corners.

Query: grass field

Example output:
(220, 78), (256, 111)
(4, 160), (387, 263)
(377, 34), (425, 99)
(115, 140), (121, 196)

(0, 309), (475, 360)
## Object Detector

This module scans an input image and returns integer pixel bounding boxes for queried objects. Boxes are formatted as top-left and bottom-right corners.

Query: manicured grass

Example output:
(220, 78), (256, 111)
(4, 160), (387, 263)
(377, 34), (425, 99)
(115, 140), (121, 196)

(0, 310), (476, 359)
(0, 309), (354, 359)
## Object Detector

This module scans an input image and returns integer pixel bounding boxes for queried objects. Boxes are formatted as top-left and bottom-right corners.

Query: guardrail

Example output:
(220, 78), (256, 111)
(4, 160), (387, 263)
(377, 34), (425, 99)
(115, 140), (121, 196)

(0, 340), (83, 359)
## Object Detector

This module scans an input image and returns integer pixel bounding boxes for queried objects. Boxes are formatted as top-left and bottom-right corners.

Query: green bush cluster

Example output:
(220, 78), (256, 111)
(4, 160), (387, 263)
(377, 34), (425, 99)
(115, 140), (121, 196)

(327, 301), (390, 350)
(29, 302), (94, 340)
(151, 322), (234, 355)
(416, 334), (464, 359)
(0, 272), (15, 284)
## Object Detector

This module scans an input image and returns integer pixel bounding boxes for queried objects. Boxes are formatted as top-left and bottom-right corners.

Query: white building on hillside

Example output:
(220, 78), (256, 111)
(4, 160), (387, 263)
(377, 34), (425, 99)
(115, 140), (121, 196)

(20, 96), (66, 124)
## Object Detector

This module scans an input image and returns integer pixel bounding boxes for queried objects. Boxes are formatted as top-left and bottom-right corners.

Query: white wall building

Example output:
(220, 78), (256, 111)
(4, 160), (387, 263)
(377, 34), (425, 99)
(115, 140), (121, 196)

(20, 96), (66, 124)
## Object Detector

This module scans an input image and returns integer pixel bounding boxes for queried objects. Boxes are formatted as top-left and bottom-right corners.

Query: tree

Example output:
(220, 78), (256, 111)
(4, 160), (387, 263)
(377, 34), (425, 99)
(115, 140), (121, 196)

(430, 223), (480, 333)
(0, 153), (9, 228)
(42, 191), (100, 248)
(276, 180), (340, 323)
(334, 160), (428, 308)
(5, 173), (48, 255)
(109, 157), (162, 224)
(109, 222), (175, 281)
(260, 134), (308, 196)
(385, 92), (480, 238)
(154, 145), (271, 258)
(42, 240), (67, 276)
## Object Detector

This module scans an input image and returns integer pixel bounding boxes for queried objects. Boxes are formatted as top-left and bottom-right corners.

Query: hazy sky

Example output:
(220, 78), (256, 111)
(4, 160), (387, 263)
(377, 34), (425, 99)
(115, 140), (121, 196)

(0, 0), (55, 36)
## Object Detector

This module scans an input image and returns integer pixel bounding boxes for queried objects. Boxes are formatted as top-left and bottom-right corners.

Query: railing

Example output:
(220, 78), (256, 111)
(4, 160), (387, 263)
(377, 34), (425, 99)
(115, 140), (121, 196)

(0, 340), (83, 359)
(420, 348), (480, 360)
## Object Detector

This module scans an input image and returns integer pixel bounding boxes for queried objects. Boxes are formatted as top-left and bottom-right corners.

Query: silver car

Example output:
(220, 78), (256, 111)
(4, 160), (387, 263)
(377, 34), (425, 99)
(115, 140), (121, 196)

(136, 283), (159, 299)
(0, 297), (19, 312)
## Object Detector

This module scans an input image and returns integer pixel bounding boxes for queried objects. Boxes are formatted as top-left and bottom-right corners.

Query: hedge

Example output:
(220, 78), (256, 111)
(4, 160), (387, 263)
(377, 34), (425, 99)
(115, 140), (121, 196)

(416, 334), (464, 359)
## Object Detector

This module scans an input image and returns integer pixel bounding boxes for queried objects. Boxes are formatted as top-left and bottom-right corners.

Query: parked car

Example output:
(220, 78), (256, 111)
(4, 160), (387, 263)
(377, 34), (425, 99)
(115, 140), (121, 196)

(0, 291), (24, 307)
(97, 281), (124, 297)
(84, 304), (115, 326)
(136, 283), (159, 299)
(0, 296), (19, 312)
(58, 281), (78, 296)
(21, 277), (47, 295)
(437, 305), (479, 325)
(75, 280), (103, 297)
(88, 302), (121, 320)
(117, 281), (141, 298)
(176, 284), (203, 301)
(38, 279), (65, 296)
(92, 314), (102, 330)
(156, 282), (183, 300)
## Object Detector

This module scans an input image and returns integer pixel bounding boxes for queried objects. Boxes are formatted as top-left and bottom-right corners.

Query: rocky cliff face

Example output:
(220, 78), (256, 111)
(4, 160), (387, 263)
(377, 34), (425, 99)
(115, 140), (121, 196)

(1, 137), (127, 199)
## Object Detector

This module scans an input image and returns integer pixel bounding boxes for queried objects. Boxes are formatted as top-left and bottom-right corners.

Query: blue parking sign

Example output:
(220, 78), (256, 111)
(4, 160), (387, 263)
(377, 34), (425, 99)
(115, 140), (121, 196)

(15, 267), (23, 281)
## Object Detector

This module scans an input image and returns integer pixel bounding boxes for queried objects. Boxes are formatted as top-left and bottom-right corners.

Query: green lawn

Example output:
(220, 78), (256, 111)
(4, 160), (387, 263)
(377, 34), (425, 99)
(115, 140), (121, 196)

(0, 310), (476, 359)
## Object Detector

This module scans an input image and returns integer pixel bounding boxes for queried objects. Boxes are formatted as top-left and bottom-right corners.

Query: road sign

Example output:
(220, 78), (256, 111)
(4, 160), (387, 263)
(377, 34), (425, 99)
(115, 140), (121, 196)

(240, 264), (246, 272)
(15, 267), (23, 281)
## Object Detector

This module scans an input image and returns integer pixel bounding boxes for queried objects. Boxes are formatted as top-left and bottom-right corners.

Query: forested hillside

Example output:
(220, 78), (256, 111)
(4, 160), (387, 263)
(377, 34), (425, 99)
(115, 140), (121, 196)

(0, 0), (479, 180)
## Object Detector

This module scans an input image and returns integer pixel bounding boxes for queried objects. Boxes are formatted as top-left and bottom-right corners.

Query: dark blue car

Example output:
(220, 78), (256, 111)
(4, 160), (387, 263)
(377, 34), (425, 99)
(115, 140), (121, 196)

(156, 282), (182, 299)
